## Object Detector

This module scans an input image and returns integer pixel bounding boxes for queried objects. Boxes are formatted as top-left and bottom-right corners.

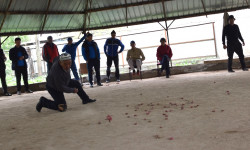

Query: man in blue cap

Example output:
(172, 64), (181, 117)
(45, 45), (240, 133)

(104, 30), (124, 83)
(62, 33), (86, 82)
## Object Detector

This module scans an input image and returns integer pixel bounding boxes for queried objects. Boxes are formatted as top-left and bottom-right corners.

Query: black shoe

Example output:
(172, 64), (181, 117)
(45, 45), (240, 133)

(97, 82), (103, 86)
(243, 68), (248, 71)
(228, 70), (235, 73)
(36, 97), (44, 112)
(82, 99), (96, 104)
(26, 89), (33, 93)
(166, 75), (170, 78)
(17, 91), (21, 95)
(137, 70), (140, 75)
(133, 70), (136, 76)
(4, 92), (12, 96)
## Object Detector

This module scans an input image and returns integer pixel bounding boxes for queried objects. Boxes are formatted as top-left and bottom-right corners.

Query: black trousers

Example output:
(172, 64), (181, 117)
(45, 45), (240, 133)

(15, 67), (29, 91)
(227, 42), (246, 71)
(41, 79), (90, 111)
(161, 55), (170, 77)
(106, 55), (119, 79)
(47, 62), (53, 73)
(0, 66), (7, 93)
(87, 59), (101, 84)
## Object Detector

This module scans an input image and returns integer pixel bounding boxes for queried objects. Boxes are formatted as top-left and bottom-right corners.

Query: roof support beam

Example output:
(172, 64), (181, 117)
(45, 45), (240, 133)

(161, 0), (170, 44)
(41, 0), (52, 32)
(0, 0), (173, 15)
(82, 0), (89, 32)
(0, 5), (249, 36)
(125, 0), (128, 25)
(0, 0), (13, 32)
(201, 0), (208, 17)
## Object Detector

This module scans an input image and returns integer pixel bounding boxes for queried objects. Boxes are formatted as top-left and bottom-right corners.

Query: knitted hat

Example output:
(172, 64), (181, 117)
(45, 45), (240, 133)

(160, 38), (166, 42)
(111, 30), (116, 34)
(228, 15), (235, 21)
(67, 37), (73, 41)
(60, 53), (71, 61)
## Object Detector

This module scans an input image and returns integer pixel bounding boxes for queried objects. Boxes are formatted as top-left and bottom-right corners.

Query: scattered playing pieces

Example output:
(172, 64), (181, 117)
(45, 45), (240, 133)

(153, 135), (161, 139)
(106, 115), (112, 122)
(168, 137), (174, 140)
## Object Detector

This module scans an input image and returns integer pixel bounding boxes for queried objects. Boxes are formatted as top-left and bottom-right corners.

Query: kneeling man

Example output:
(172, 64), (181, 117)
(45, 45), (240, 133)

(36, 53), (96, 112)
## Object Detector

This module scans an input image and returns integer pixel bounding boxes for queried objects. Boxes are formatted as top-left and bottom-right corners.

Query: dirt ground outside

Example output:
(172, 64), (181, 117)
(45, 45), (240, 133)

(0, 70), (250, 150)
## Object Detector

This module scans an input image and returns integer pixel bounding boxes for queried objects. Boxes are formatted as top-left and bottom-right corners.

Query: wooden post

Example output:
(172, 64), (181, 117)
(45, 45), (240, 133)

(35, 35), (42, 76)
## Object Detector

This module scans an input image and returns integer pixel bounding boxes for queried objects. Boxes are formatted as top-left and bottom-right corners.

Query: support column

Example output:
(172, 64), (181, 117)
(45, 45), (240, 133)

(35, 35), (42, 76)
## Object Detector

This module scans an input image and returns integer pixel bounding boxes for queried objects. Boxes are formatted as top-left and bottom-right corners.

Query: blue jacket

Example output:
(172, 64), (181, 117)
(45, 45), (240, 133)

(104, 38), (124, 57)
(82, 41), (100, 61)
(62, 35), (86, 60)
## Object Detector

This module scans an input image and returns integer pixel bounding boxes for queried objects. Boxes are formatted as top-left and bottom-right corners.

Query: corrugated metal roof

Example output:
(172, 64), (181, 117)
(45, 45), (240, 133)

(0, 0), (249, 36)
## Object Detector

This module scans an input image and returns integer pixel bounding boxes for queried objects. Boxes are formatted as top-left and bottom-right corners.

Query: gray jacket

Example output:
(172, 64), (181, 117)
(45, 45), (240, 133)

(46, 58), (74, 93)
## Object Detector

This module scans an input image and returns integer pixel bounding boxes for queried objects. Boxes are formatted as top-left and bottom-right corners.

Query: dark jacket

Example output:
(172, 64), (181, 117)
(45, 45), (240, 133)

(104, 38), (124, 57)
(46, 57), (74, 93)
(9, 46), (29, 70)
(82, 40), (100, 61)
(0, 48), (6, 68)
(222, 24), (244, 45)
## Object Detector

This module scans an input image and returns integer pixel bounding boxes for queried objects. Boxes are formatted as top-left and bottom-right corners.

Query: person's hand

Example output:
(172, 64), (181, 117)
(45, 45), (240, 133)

(223, 45), (227, 49)
(19, 56), (24, 60)
(74, 88), (78, 93)
(242, 42), (245, 46)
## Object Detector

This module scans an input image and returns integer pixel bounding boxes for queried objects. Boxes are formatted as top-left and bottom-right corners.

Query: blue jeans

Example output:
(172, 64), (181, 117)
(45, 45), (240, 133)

(71, 61), (80, 81)
(161, 55), (170, 76)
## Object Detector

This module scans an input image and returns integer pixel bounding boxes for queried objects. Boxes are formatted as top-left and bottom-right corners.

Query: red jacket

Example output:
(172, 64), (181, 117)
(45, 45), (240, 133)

(156, 44), (173, 61)
(42, 43), (59, 63)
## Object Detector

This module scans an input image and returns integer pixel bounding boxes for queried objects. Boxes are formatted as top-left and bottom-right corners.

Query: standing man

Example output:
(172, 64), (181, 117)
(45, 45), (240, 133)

(9, 37), (33, 95)
(36, 53), (96, 112)
(222, 15), (248, 72)
(126, 41), (145, 75)
(104, 30), (124, 83)
(156, 38), (173, 78)
(0, 48), (12, 96)
(42, 36), (59, 73)
(62, 34), (86, 82)
(82, 33), (102, 88)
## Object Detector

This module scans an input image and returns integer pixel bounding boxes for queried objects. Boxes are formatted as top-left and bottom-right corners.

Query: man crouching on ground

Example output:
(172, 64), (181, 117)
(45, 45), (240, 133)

(36, 53), (96, 112)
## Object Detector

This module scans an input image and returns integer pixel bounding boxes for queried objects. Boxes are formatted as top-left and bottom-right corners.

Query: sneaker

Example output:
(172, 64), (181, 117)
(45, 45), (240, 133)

(228, 70), (235, 73)
(4, 92), (12, 96)
(137, 70), (140, 75)
(106, 78), (110, 83)
(17, 91), (21, 95)
(26, 89), (33, 93)
(117, 79), (120, 82)
(243, 68), (249, 71)
(82, 99), (96, 104)
(97, 82), (103, 86)
(133, 70), (136, 76)
(90, 84), (94, 88)
(36, 97), (44, 112)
